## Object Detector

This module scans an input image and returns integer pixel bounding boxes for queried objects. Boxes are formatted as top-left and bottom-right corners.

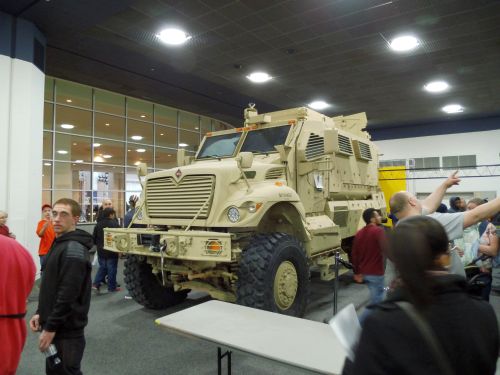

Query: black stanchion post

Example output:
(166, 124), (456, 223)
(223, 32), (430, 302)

(218, 347), (222, 375)
(333, 250), (340, 315)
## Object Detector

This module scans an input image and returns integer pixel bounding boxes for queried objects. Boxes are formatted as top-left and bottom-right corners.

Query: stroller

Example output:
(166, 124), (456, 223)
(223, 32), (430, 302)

(464, 254), (492, 300)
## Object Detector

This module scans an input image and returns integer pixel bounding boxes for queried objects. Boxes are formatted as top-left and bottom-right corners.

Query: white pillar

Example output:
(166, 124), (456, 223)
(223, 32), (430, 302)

(0, 12), (46, 276)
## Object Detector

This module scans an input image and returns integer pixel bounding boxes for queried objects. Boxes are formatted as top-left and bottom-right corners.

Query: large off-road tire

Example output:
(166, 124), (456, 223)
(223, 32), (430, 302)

(124, 255), (188, 309)
(237, 233), (309, 317)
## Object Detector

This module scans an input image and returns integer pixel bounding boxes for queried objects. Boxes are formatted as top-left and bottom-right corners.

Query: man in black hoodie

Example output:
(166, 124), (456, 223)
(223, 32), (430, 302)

(92, 208), (120, 292)
(29, 198), (93, 375)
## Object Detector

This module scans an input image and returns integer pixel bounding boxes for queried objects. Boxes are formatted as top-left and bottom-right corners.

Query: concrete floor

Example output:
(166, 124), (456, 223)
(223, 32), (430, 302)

(17, 260), (500, 374)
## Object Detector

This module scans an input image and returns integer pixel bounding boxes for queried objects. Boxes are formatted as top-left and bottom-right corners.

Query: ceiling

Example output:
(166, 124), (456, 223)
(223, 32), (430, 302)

(2, 0), (500, 129)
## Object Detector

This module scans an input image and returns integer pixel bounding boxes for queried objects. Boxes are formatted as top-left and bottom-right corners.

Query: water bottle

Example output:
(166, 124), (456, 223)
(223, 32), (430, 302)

(43, 344), (62, 366)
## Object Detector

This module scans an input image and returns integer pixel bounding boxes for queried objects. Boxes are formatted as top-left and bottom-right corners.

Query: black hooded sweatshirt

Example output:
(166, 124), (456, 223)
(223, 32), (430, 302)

(37, 229), (94, 338)
(93, 217), (120, 259)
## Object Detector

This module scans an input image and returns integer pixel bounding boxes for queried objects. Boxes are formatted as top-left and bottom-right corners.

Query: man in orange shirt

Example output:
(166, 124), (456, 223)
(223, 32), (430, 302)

(37, 204), (55, 272)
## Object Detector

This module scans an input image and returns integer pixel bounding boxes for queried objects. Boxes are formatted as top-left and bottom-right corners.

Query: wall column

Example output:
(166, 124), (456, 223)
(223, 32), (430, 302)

(0, 11), (46, 274)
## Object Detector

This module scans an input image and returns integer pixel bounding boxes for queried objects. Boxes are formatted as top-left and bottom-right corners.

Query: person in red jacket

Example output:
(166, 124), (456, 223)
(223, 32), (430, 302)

(351, 208), (386, 322)
(37, 204), (56, 272)
(0, 235), (36, 375)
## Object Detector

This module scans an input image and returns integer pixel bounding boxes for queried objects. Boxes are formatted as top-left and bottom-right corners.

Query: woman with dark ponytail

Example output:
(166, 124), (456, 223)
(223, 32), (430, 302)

(342, 216), (499, 375)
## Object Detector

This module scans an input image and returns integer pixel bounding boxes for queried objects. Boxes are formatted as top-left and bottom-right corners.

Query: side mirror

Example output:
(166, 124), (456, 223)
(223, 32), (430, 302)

(238, 152), (253, 169)
(177, 149), (191, 167)
(137, 163), (148, 177)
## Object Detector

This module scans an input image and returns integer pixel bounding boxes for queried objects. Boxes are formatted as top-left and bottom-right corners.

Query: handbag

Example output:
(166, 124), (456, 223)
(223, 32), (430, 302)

(395, 301), (454, 375)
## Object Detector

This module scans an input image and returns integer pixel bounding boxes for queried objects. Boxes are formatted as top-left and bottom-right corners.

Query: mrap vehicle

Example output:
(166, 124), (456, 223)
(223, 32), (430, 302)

(104, 105), (385, 317)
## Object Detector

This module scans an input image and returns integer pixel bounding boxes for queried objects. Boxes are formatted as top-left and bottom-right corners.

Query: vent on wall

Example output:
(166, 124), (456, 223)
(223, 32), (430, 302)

(265, 167), (285, 179)
(353, 140), (372, 161)
(305, 133), (324, 160)
(337, 134), (353, 155)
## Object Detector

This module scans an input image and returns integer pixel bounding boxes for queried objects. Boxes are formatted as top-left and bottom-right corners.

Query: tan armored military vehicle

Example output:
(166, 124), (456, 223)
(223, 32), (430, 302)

(104, 105), (385, 317)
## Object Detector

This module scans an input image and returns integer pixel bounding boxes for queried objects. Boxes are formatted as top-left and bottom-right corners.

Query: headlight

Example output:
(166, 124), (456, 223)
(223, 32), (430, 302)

(227, 207), (240, 223)
(247, 202), (262, 213)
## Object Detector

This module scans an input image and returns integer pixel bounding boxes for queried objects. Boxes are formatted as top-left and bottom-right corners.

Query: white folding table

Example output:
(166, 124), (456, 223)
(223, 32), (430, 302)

(155, 300), (347, 374)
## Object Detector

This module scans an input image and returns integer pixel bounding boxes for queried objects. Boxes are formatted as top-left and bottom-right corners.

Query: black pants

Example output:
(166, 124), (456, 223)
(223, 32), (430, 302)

(46, 336), (86, 375)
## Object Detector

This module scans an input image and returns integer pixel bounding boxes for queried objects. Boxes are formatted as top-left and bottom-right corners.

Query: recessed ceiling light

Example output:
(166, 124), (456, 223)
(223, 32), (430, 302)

(105, 123), (110, 126)
(57, 150), (68, 154)
(160, 133), (164, 136)
(44, 162), (51, 166)
(140, 115), (146, 118)
(94, 156), (104, 163)
(66, 99), (72, 103)
(127, 149), (131, 152)
(134, 161), (141, 166)
(75, 159), (83, 163)
(246, 72), (273, 83)
(308, 101), (331, 110)
(60, 123), (74, 129)
(168, 154), (172, 157)
(442, 104), (464, 114)
(131, 135), (143, 141)
(136, 148), (146, 153)
(156, 28), (192, 45)
(194, 127), (199, 130)
(73, 142), (77, 146)
(389, 35), (419, 52)
(102, 154), (112, 159)
(93, 143), (101, 147)
(179, 143), (188, 147)
(424, 81), (449, 93)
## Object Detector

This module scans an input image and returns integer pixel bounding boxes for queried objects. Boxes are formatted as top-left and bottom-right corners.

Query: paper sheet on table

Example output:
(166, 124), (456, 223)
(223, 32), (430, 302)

(328, 303), (361, 361)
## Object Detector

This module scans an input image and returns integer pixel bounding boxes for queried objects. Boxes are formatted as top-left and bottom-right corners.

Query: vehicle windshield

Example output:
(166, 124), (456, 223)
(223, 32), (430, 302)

(197, 133), (242, 159)
(240, 125), (291, 154)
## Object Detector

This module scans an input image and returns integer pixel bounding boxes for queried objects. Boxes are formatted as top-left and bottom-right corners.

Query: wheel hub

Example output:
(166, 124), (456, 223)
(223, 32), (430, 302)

(273, 261), (298, 310)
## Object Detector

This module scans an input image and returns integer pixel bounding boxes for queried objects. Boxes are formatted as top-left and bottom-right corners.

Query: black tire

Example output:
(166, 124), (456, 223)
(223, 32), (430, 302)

(124, 255), (188, 309)
(236, 233), (309, 317)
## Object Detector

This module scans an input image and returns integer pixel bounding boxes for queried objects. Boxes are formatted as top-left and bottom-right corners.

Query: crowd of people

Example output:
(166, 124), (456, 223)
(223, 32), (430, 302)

(1, 175), (500, 374)
(348, 172), (500, 374)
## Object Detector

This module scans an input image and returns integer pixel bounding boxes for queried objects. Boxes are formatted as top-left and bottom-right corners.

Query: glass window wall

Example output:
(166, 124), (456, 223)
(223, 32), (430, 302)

(43, 77), (233, 222)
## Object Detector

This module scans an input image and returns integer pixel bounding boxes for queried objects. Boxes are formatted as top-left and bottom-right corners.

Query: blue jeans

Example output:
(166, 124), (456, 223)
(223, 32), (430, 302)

(359, 275), (385, 324)
(364, 275), (385, 305)
(93, 256), (118, 291)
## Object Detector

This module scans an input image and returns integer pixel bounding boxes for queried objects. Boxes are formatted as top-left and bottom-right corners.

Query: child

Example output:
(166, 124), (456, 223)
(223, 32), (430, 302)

(0, 211), (15, 238)
(36, 204), (55, 271)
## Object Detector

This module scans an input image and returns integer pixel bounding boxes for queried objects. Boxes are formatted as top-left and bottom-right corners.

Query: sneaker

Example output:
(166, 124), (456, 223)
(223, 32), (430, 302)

(92, 284), (100, 292)
(109, 287), (121, 292)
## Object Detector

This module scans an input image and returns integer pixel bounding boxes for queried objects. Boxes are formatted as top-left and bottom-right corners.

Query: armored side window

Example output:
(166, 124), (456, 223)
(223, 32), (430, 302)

(353, 140), (372, 161)
(305, 133), (325, 160)
(337, 134), (353, 155)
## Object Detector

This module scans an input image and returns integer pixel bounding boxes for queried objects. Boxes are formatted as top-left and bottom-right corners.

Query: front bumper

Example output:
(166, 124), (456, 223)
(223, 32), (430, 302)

(103, 228), (232, 262)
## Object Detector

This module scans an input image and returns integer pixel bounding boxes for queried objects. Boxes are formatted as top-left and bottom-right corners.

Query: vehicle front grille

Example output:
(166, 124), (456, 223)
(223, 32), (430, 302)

(146, 175), (215, 219)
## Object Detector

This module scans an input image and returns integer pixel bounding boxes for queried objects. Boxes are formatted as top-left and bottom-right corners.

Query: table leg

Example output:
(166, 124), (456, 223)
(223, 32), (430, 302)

(217, 346), (232, 375)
